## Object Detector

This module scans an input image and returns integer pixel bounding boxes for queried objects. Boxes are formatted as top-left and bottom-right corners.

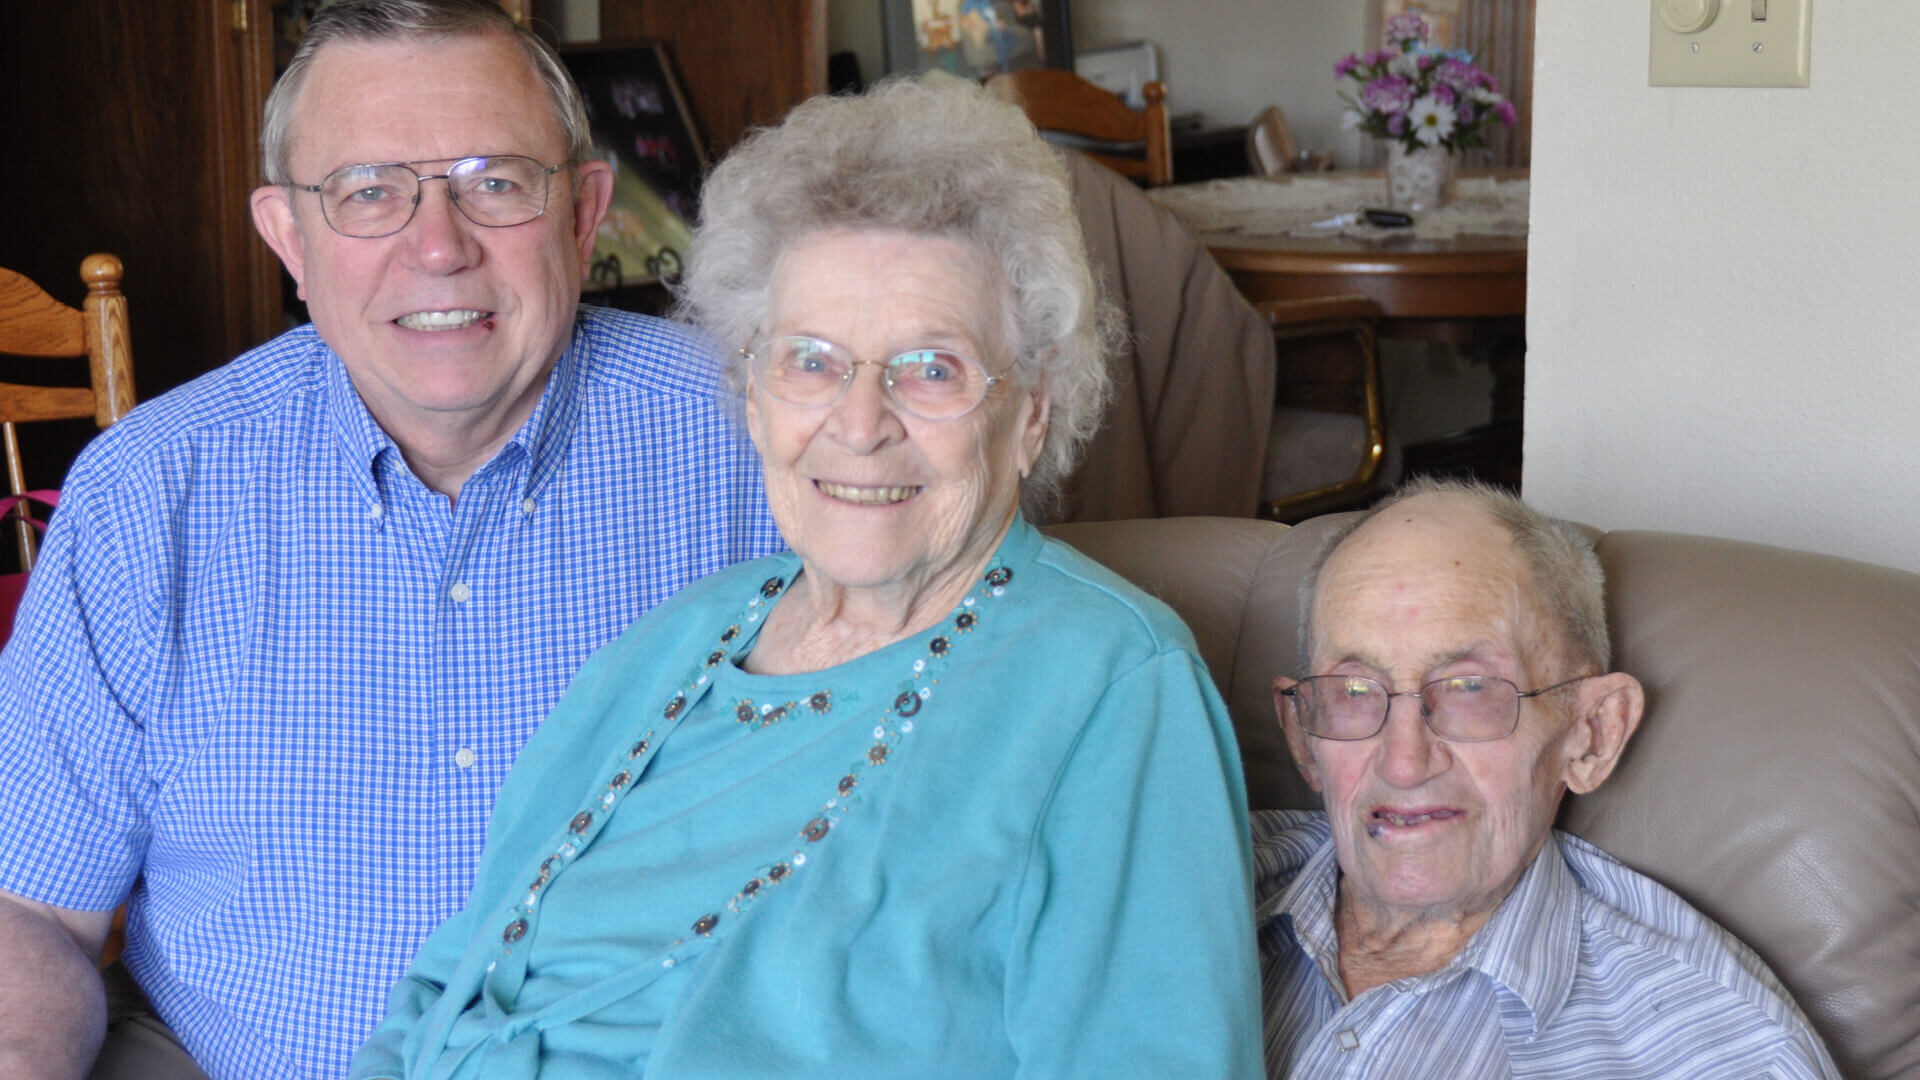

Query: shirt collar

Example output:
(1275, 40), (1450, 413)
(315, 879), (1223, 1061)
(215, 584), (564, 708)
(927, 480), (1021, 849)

(1452, 832), (1582, 1039)
(1259, 821), (1582, 1033)
(320, 313), (590, 505)
(1258, 831), (1349, 1001)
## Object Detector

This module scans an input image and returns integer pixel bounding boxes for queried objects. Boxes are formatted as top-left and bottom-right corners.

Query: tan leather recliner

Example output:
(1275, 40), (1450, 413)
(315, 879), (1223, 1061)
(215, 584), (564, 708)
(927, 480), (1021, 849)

(1046, 515), (1920, 1080)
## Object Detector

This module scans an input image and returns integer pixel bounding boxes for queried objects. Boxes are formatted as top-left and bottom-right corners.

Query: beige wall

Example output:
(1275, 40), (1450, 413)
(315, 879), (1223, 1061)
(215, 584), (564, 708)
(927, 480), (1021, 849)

(1526, 3), (1920, 571)
(828, 0), (1371, 164)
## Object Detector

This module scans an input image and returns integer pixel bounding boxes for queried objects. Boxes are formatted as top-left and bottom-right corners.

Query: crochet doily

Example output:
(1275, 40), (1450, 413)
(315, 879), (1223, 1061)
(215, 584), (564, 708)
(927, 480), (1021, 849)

(1148, 174), (1529, 243)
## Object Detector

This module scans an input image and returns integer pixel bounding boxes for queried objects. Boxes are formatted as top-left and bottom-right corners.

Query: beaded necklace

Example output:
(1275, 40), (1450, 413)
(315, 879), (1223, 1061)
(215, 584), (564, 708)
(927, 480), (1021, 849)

(492, 559), (1017, 964)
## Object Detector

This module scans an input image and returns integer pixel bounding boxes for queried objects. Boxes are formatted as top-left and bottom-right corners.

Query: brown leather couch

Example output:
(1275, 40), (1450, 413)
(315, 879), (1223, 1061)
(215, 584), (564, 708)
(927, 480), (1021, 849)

(1047, 514), (1920, 1080)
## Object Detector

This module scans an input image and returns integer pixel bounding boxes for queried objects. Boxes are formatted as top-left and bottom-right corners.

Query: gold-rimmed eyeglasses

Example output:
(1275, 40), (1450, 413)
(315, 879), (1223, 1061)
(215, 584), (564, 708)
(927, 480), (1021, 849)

(1280, 673), (1596, 742)
(743, 335), (1007, 422)
(291, 155), (567, 239)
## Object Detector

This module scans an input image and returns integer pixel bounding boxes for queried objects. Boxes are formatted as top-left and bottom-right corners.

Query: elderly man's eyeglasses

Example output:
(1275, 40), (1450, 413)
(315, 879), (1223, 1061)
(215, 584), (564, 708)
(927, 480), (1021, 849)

(744, 335), (1007, 422)
(292, 155), (566, 239)
(1281, 673), (1595, 742)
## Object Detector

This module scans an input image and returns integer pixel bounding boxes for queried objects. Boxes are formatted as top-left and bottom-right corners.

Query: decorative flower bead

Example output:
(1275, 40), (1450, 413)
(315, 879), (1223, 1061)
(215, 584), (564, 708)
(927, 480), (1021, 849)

(809, 691), (832, 713)
(894, 691), (921, 717)
(503, 918), (527, 943)
(760, 576), (785, 598)
(804, 818), (831, 842)
(929, 636), (950, 657)
(736, 701), (756, 724)
(569, 812), (593, 834)
(706, 649), (726, 668)
(693, 913), (720, 936)
(985, 567), (1012, 587)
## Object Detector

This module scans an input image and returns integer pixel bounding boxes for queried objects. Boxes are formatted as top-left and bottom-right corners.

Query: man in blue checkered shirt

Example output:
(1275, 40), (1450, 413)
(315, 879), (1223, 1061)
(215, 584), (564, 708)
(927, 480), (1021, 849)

(0, 3), (779, 1077)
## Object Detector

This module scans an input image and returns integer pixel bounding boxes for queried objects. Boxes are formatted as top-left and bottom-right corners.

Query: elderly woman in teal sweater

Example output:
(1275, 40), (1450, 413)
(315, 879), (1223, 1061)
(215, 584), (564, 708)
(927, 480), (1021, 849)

(350, 73), (1260, 1079)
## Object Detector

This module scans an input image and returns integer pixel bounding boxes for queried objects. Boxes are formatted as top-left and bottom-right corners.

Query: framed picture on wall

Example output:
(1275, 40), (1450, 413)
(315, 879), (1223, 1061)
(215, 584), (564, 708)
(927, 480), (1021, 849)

(881, 0), (1073, 80)
(560, 42), (708, 291)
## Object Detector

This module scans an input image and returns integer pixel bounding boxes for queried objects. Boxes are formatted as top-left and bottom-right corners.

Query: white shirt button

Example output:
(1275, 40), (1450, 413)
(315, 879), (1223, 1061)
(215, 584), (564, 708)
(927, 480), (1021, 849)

(449, 582), (471, 603)
(1336, 1029), (1360, 1051)
(454, 747), (477, 769)
(369, 504), (384, 520)
(521, 497), (537, 514)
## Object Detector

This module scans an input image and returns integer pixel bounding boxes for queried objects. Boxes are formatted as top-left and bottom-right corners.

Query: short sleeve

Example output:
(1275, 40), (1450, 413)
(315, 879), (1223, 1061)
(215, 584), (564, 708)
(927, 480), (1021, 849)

(0, 472), (160, 911)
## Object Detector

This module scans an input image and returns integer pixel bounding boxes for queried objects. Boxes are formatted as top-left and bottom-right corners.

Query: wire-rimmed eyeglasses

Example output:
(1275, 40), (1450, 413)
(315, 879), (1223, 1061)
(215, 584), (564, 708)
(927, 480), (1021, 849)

(291, 155), (567, 239)
(742, 335), (1007, 422)
(1279, 673), (1596, 742)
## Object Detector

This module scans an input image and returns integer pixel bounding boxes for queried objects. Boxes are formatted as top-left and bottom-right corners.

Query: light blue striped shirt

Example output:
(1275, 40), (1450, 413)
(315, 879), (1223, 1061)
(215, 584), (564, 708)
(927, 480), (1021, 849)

(1254, 810), (1840, 1079)
(0, 306), (781, 1079)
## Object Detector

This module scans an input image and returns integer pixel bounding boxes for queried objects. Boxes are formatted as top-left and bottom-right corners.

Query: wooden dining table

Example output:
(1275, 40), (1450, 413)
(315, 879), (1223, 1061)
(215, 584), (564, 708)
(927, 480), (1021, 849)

(1147, 169), (1528, 322)
(1148, 170), (1530, 483)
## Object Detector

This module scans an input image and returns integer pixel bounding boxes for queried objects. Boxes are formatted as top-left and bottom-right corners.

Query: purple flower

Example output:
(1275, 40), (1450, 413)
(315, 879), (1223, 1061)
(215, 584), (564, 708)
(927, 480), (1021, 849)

(1418, 52), (1436, 69)
(1431, 83), (1456, 106)
(1435, 58), (1479, 90)
(1362, 75), (1416, 116)
(1494, 99), (1517, 126)
(1366, 48), (1397, 67)
(1387, 113), (1408, 136)
(1335, 53), (1360, 78)
(1477, 69), (1500, 90)
(1456, 101), (1477, 124)
(1384, 11), (1430, 44)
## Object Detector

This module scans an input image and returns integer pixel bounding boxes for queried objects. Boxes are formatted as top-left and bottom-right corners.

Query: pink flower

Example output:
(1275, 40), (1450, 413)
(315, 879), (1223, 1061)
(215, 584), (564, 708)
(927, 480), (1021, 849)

(1362, 75), (1416, 115)
(1436, 58), (1479, 90)
(1334, 53), (1360, 78)
(1384, 11), (1430, 44)
(1418, 53), (1436, 69)
(1494, 99), (1518, 126)
(1477, 69), (1500, 90)
(1431, 83), (1456, 106)
(1387, 113), (1408, 136)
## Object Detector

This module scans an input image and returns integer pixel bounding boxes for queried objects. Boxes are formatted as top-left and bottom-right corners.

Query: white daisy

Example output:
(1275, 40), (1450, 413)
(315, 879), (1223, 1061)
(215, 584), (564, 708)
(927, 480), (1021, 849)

(1471, 85), (1501, 105)
(1389, 52), (1423, 79)
(1341, 109), (1365, 131)
(1408, 95), (1457, 146)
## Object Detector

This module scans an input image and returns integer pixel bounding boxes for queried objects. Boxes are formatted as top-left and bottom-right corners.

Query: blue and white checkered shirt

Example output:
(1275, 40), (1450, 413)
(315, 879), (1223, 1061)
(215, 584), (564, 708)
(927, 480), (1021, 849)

(0, 306), (781, 1079)
(1254, 810), (1840, 1079)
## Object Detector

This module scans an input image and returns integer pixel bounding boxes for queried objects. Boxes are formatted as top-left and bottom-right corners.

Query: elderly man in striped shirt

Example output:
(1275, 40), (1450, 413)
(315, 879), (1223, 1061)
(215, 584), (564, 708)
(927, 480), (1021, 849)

(1254, 478), (1838, 1078)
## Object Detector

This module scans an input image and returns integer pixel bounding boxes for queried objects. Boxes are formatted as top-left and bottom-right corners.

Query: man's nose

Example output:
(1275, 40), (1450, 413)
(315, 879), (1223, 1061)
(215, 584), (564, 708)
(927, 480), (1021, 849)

(1376, 693), (1445, 787)
(402, 180), (482, 270)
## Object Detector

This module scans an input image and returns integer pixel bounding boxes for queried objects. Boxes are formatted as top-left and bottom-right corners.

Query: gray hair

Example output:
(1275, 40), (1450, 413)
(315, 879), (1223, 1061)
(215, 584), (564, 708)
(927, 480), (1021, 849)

(260, 0), (592, 185)
(1299, 477), (1613, 675)
(673, 73), (1121, 518)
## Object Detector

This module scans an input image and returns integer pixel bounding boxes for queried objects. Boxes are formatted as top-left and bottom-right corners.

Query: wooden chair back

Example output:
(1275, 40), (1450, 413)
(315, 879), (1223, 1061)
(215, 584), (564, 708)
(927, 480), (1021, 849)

(0, 254), (135, 568)
(986, 69), (1173, 187)
(1246, 105), (1301, 177)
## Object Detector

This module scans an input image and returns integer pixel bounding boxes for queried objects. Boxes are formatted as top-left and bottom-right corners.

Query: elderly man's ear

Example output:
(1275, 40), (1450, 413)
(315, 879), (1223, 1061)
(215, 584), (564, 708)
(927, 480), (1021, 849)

(1559, 672), (1646, 794)
(1272, 676), (1324, 793)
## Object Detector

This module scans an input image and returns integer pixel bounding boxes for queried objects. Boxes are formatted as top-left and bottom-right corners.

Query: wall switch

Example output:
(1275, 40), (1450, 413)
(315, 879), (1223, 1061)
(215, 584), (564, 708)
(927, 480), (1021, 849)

(1649, 0), (1809, 86)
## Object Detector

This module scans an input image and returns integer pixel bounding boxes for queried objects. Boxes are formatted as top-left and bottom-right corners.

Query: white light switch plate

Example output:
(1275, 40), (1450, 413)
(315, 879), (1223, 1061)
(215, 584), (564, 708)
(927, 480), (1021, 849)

(1649, 0), (1810, 87)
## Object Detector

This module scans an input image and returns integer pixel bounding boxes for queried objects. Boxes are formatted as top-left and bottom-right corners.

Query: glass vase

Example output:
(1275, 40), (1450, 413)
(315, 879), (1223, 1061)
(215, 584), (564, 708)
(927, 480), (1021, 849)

(1384, 141), (1454, 212)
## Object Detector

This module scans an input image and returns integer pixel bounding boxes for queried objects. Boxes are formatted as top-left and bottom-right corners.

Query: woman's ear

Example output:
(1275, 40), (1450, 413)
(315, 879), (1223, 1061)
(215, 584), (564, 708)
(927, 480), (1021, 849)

(1014, 378), (1051, 480)
(1561, 672), (1646, 795)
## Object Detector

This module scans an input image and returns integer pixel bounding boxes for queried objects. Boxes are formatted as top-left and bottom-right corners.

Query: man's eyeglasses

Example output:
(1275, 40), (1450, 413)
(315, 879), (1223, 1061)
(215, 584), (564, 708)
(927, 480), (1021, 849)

(743, 335), (1007, 422)
(1280, 673), (1595, 742)
(291, 155), (567, 239)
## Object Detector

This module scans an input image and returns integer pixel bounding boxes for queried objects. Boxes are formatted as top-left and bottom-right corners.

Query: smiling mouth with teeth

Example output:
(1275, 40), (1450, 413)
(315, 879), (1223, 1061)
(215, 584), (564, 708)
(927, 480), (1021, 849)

(396, 309), (492, 331)
(1366, 808), (1461, 839)
(815, 481), (922, 505)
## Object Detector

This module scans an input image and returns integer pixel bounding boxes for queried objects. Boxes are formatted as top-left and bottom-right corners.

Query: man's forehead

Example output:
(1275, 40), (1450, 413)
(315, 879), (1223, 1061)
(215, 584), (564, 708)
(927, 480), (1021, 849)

(290, 31), (559, 167)
(1310, 497), (1541, 663)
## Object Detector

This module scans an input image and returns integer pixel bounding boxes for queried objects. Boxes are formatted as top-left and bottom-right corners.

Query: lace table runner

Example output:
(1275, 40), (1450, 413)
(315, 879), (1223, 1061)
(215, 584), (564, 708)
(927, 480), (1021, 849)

(1148, 174), (1529, 243)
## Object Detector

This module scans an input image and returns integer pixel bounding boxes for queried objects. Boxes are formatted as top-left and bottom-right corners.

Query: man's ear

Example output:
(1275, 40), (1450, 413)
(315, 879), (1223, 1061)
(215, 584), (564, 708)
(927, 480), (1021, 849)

(1561, 671), (1645, 794)
(1274, 676), (1324, 792)
(568, 160), (615, 272)
(251, 185), (308, 299)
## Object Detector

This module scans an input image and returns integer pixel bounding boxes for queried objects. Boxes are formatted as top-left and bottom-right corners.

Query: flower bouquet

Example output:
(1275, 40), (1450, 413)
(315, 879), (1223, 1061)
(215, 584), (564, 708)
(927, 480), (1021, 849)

(1335, 12), (1516, 209)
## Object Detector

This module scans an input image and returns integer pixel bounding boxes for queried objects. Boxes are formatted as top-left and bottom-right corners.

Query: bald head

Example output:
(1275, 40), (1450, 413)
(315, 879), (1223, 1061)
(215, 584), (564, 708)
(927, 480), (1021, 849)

(1302, 479), (1611, 680)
